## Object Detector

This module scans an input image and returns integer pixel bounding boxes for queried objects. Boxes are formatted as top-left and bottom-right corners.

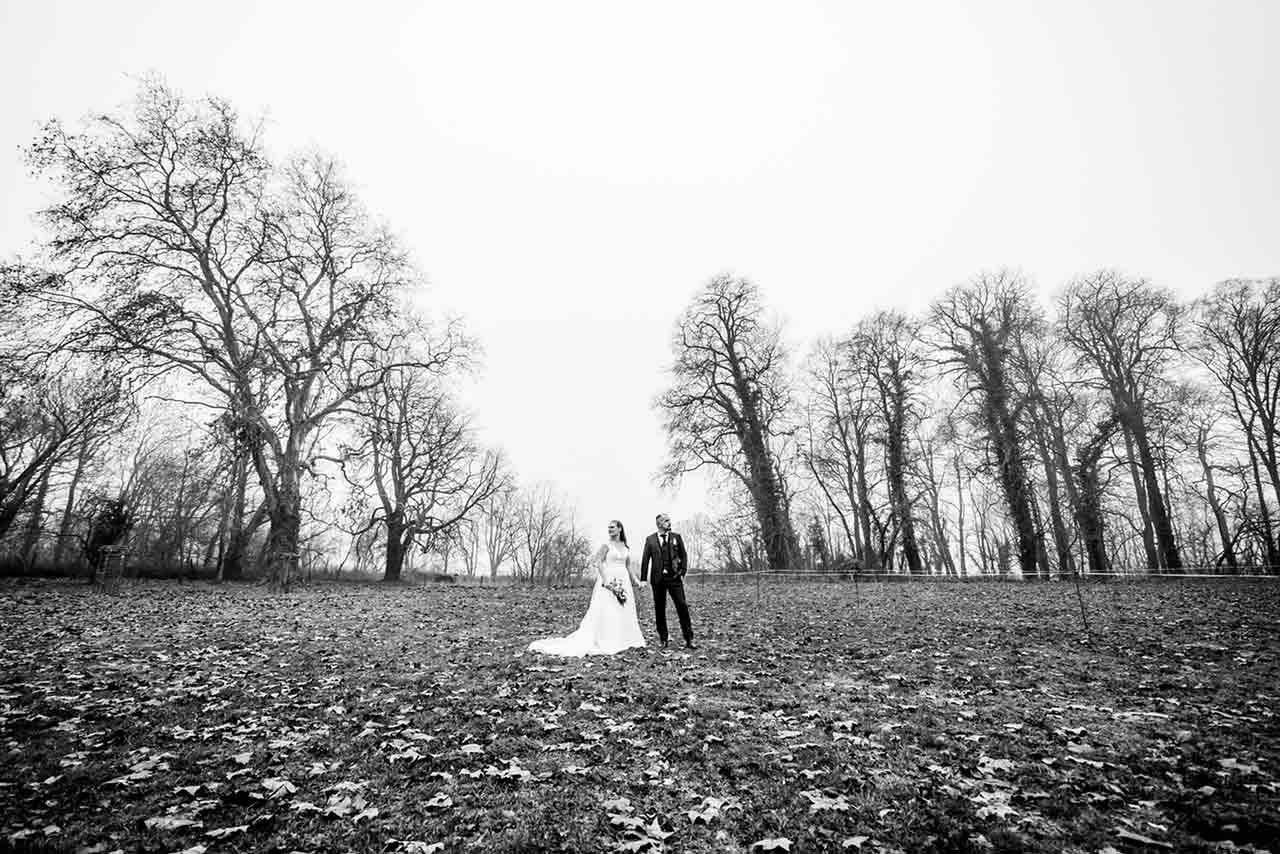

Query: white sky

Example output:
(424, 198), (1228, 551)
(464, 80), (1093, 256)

(2, 0), (1278, 547)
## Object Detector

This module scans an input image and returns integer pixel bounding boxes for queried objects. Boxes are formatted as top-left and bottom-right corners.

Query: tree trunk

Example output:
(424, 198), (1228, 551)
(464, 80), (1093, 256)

(1127, 414), (1183, 570)
(741, 430), (800, 570)
(854, 447), (876, 568)
(985, 396), (1039, 578)
(842, 456), (865, 563)
(220, 451), (251, 580)
(384, 516), (408, 582)
(1246, 436), (1280, 572)
(806, 452), (858, 566)
(954, 455), (968, 577)
(1028, 488), (1052, 580)
(927, 489), (957, 576)
(886, 405), (923, 575)
(54, 439), (91, 566)
(1074, 417), (1116, 576)
(0, 478), (35, 540)
(1250, 402), (1280, 535)
(1119, 423), (1161, 570)
(1076, 465), (1108, 576)
(21, 470), (51, 570)
(1196, 431), (1237, 570)
(1046, 415), (1085, 541)
(266, 465), (302, 591)
(169, 455), (192, 577)
(266, 511), (300, 591)
(1032, 416), (1075, 578)
(201, 527), (221, 576)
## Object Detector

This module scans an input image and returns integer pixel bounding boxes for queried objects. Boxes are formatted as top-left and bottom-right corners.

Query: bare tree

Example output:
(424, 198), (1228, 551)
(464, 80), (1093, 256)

(658, 275), (800, 570)
(1011, 326), (1085, 578)
(931, 271), (1045, 579)
(800, 338), (874, 564)
(25, 79), (432, 588)
(49, 422), (116, 567)
(674, 512), (712, 573)
(915, 426), (959, 576)
(122, 439), (223, 578)
(343, 362), (505, 582)
(1059, 271), (1183, 570)
(1176, 385), (1241, 570)
(457, 519), (482, 578)
(2, 265), (132, 561)
(707, 492), (766, 573)
(847, 311), (926, 574)
(0, 363), (129, 544)
(1188, 278), (1280, 570)
(480, 486), (521, 580)
(541, 515), (592, 586)
(512, 485), (563, 582)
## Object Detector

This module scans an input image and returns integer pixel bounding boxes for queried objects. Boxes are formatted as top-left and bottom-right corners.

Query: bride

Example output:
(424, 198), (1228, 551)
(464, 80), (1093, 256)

(527, 520), (646, 656)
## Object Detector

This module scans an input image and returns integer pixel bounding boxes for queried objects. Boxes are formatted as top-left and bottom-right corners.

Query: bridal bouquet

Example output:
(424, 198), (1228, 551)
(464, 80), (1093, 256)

(603, 577), (628, 605)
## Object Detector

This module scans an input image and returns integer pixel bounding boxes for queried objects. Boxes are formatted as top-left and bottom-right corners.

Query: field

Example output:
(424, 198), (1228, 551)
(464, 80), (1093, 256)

(1, 577), (1277, 854)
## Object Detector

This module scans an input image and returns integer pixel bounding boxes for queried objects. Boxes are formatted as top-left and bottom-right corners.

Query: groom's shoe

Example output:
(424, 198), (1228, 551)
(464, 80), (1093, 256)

(660, 639), (669, 649)
(684, 640), (697, 650)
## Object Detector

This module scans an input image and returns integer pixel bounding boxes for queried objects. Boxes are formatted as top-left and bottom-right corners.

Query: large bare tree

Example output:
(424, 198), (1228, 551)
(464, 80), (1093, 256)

(1059, 271), (1183, 570)
(847, 311), (926, 574)
(931, 271), (1045, 579)
(1013, 326), (1083, 577)
(24, 79), (426, 588)
(658, 275), (800, 570)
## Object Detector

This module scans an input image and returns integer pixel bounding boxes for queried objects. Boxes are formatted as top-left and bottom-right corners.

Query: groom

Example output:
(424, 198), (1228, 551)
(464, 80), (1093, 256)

(640, 514), (696, 649)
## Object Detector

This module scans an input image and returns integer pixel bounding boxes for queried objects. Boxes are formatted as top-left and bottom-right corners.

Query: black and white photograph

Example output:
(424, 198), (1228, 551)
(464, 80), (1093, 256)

(1, 1), (1277, 851)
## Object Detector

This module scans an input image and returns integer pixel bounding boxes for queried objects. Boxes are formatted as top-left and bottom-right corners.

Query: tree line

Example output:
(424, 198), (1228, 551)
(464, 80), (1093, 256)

(0, 80), (594, 588)
(656, 272), (1280, 578)
(4, 80), (1276, 584)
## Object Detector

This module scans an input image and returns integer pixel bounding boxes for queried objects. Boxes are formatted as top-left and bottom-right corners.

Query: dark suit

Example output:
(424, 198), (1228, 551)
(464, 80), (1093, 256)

(640, 530), (694, 644)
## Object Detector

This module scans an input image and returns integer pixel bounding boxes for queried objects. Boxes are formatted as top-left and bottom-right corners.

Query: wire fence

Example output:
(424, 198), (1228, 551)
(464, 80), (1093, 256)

(689, 566), (1280, 583)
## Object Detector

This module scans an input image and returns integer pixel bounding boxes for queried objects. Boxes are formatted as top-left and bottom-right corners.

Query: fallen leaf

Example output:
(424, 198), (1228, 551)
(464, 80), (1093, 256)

(142, 816), (202, 831)
(1114, 828), (1172, 849)
(260, 778), (297, 798)
(204, 825), (248, 839)
(396, 843), (445, 854)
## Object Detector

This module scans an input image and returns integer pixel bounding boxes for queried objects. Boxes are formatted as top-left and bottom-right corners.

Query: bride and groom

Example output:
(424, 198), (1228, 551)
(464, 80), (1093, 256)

(527, 514), (696, 657)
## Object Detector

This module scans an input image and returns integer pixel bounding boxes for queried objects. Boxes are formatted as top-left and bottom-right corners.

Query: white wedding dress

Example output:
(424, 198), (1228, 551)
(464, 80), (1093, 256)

(527, 543), (646, 656)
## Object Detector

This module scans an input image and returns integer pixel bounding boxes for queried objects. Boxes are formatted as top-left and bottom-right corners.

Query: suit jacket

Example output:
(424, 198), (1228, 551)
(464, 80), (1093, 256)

(640, 531), (688, 583)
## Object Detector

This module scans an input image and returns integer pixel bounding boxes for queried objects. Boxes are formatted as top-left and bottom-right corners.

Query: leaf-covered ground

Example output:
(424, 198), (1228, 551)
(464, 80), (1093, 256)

(1, 577), (1277, 854)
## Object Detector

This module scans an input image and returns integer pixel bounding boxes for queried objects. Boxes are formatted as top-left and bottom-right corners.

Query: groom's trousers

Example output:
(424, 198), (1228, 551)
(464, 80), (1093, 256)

(651, 577), (693, 644)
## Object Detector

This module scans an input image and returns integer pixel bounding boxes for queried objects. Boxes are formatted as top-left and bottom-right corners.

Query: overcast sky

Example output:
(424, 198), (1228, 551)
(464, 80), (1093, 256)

(2, 1), (1278, 546)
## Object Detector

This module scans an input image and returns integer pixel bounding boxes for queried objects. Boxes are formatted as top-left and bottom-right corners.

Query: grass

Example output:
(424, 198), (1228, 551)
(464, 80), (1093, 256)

(1, 576), (1277, 853)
